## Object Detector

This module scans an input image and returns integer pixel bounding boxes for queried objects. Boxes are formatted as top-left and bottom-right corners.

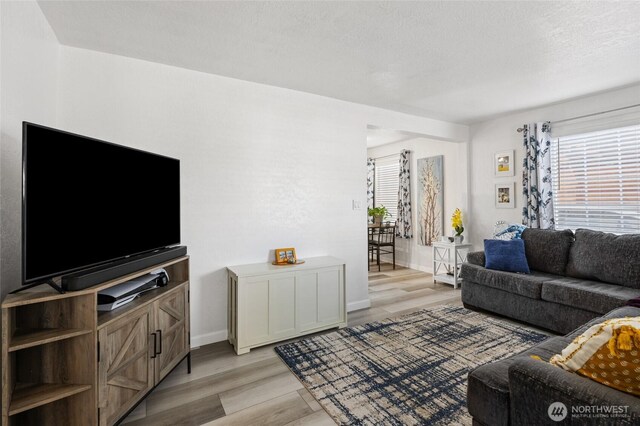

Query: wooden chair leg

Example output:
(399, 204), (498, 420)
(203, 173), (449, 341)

(392, 244), (396, 270)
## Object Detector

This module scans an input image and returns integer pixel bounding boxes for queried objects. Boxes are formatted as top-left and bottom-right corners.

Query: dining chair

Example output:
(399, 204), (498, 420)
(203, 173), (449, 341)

(369, 225), (396, 272)
(368, 227), (375, 271)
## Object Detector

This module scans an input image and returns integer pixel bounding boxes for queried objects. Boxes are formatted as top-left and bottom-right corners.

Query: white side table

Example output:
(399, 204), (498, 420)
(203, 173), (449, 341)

(432, 241), (472, 289)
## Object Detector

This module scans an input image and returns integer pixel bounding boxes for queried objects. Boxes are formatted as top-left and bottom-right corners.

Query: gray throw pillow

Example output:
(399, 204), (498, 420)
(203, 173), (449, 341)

(521, 228), (574, 275)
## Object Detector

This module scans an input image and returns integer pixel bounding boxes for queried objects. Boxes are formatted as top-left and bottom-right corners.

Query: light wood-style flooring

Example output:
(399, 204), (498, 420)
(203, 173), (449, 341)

(122, 263), (462, 425)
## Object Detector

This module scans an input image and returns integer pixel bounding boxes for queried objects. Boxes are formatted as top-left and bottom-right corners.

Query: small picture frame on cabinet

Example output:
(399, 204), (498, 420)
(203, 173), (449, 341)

(275, 247), (297, 264)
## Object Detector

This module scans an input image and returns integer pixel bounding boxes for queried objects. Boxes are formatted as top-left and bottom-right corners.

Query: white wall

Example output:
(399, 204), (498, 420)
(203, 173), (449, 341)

(3, 0), (635, 348)
(0, 0), (59, 298)
(367, 138), (468, 272)
(468, 84), (640, 249)
(55, 46), (467, 346)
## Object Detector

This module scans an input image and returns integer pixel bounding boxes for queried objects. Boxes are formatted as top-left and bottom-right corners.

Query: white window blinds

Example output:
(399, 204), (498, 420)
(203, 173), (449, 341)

(374, 155), (400, 222)
(551, 124), (640, 234)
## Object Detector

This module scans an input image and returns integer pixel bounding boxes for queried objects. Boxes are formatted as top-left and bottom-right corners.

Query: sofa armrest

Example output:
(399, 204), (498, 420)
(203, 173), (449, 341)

(467, 251), (485, 267)
(509, 357), (640, 424)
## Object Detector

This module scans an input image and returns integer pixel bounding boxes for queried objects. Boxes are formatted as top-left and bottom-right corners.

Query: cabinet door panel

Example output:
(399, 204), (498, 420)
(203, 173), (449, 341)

(295, 272), (318, 332)
(317, 268), (343, 325)
(98, 306), (154, 426)
(154, 286), (189, 382)
(240, 278), (270, 346)
(268, 276), (296, 339)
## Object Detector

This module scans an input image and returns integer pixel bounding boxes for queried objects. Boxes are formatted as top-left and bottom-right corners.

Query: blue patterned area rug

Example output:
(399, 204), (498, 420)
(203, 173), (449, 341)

(275, 305), (547, 425)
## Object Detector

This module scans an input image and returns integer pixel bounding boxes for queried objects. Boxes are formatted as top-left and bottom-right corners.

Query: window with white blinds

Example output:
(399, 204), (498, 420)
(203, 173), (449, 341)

(374, 155), (400, 222)
(551, 124), (640, 234)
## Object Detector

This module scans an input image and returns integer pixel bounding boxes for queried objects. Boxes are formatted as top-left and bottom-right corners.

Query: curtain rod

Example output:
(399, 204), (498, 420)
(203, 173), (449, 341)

(370, 153), (402, 161)
(516, 103), (640, 133)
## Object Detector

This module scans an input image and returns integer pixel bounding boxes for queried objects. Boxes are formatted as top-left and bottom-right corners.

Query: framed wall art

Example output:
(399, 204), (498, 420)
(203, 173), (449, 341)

(417, 155), (443, 246)
(495, 182), (515, 209)
(494, 150), (515, 177)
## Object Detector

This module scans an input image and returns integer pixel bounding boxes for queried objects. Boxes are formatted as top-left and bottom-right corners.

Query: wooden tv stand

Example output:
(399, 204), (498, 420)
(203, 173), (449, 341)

(1, 256), (191, 426)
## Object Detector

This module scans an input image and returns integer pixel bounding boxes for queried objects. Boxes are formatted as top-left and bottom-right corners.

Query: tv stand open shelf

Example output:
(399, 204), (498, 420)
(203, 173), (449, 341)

(9, 383), (93, 416)
(1, 256), (190, 426)
(9, 327), (92, 352)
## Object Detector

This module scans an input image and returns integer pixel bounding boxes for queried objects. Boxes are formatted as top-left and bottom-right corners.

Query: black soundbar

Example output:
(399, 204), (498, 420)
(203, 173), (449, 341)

(61, 246), (187, 291)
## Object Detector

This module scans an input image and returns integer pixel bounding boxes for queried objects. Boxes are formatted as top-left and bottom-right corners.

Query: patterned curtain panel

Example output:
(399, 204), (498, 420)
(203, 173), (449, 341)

(367, 158), (375, 210)
(396, 149), (413, 238)
(522, 122), (555, 229)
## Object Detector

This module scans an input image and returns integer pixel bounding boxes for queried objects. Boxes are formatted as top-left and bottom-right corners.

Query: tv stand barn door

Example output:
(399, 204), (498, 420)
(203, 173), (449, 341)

(153, 285), (190, 382)
(1, 256), (190, 426)
(98, 306), (155, 426)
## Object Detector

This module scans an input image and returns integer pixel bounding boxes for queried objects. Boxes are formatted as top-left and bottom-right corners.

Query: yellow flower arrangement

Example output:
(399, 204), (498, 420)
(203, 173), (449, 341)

(451, 208), (464, 236)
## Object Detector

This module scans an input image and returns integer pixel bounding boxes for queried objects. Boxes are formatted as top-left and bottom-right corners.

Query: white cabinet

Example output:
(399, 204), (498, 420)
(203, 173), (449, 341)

(227, 257), (347, 355)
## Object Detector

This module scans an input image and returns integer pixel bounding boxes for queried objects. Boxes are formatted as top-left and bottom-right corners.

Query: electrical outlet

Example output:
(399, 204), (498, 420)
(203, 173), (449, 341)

(352, 200), (361, 210)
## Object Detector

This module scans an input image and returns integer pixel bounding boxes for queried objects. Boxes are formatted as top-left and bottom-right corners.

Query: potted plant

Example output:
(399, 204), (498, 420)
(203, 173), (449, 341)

(451, 208), (464, 243)
(368, 205), (390, 225)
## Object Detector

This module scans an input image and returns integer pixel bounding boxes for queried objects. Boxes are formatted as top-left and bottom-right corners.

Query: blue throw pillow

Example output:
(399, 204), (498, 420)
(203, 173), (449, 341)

(484, 239), (530, 274)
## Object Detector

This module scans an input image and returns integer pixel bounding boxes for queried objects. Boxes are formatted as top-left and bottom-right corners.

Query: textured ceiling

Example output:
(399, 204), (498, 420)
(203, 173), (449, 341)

(38, 1), (640, 124)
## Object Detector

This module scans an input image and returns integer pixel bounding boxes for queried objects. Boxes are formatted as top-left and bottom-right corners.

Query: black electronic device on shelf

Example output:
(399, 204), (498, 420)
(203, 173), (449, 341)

(97, 269), (169, 311)
(16, 122), (184, 293)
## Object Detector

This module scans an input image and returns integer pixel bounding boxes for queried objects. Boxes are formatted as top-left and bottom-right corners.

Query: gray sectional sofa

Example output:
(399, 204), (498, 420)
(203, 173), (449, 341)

(461, 228), (640, 334)
(461, 228), (640, 425)
(467, 306), (640, 426)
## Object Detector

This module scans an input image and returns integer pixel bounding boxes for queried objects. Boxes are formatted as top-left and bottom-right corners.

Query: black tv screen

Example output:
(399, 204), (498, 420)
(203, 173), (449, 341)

(23, 122), (180, 284)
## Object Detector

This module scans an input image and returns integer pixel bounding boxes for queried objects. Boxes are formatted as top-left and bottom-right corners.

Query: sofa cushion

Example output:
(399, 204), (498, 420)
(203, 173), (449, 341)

(521, 228), (574, 275)
(484, 239), (530, 274)
(567, 306), (640, 340)
(566, 229), (640, 288)
(467, 335), (568, 426)
(460, 263), (555, 299)
(541, 277), (640, 315)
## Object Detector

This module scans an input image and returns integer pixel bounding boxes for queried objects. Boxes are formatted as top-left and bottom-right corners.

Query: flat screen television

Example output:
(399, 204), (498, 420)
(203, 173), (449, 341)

(22, 122), (181, 287)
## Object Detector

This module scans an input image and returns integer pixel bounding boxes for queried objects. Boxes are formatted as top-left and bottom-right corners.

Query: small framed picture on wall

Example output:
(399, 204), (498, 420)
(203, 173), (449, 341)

(494, 150), (515, 177)
(495, 182), (515, 209)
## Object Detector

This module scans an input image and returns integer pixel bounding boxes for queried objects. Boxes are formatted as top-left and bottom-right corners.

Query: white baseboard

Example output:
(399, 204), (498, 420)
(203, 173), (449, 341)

(191, 299), (370, 347)
(347, 298), (371, 312)
(191, 329), (228, 348)
(393, 260), (433, 274)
